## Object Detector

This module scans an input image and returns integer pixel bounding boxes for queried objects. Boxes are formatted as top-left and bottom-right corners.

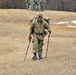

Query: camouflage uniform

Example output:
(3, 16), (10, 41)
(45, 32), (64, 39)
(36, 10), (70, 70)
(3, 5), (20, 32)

(39, 0), (46, 11)
(29, 14), (51, 60)
(26, 0), (30, 9)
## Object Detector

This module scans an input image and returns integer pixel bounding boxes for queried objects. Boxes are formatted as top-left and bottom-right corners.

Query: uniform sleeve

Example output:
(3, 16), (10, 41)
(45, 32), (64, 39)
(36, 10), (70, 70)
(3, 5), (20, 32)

(44, 22), (51, 33)
(29, 22), (35, 35)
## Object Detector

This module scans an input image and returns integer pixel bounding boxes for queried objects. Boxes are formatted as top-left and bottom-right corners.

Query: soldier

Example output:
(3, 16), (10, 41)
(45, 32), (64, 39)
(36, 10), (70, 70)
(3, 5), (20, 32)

(39, 0), (46, 11)
(25, 0), (29, 9)
(33, 0), (39, 11)
(29, 0), (34, 10)
(28, 14), (51, 60)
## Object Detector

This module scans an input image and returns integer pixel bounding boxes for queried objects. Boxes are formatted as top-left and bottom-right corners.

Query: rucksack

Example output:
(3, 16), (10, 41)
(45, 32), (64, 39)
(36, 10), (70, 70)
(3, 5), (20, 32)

(29, 17), (50, 25)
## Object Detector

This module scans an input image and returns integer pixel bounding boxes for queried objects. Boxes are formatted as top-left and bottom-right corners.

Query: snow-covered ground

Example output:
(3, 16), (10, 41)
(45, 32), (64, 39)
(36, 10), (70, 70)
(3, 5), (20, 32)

(55, 22), (69, 25)
(71, 20), (76, 24)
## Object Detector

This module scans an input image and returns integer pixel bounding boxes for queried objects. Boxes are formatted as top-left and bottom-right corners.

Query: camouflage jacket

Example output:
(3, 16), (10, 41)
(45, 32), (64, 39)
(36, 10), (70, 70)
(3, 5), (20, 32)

(29, 19), (51, 35)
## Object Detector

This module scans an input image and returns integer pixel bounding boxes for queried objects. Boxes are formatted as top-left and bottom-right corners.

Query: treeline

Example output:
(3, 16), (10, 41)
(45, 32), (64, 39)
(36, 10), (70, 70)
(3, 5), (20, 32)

(45, 0), (76, 12)
(0, 0), (76, 12)
(0, 0), (26, 9)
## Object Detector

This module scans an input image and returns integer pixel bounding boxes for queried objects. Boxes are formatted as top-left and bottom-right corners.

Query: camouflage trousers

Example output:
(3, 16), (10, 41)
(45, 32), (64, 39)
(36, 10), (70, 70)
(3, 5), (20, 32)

(32, 37), (44, 56)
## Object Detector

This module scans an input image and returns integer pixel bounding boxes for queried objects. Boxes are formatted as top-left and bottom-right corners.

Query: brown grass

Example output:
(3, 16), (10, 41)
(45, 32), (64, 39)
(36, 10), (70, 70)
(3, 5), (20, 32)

(0, 9), (76, 75)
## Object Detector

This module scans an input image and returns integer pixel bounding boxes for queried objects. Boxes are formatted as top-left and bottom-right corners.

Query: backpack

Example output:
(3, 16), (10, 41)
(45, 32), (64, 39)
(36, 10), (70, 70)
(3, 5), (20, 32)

(29, 17), (50, 25)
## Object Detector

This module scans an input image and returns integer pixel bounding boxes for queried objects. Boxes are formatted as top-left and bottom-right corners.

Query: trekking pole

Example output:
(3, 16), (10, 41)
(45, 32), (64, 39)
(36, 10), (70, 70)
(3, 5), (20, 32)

(45, 33), (50, 58)
(24, 41), (31, 61)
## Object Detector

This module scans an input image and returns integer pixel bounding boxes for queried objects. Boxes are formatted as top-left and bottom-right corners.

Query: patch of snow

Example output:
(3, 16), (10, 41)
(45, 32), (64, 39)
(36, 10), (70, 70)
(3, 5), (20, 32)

(71, 20), (76, 24)
(56, 22), (68, 25)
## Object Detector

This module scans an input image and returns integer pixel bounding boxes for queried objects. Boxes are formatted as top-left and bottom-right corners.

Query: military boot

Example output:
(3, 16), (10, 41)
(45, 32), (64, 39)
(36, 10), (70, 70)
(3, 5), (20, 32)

(38, 55), (43, 60)
(32, 53), (37, 60)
